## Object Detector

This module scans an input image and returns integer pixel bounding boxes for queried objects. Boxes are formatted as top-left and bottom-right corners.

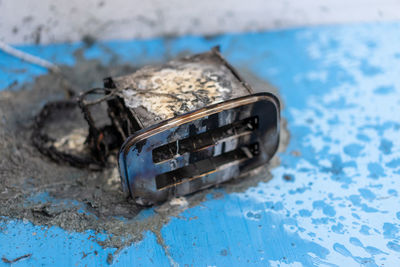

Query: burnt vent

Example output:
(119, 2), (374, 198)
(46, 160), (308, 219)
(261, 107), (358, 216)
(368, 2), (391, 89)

(155, 143), (259, 190)
(152, 116), (258, 163)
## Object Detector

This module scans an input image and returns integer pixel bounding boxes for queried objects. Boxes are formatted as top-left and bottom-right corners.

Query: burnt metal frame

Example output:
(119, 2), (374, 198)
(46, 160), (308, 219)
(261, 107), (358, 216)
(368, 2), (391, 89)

(119, 92), (280, 204)
(32, 47), (280, 205)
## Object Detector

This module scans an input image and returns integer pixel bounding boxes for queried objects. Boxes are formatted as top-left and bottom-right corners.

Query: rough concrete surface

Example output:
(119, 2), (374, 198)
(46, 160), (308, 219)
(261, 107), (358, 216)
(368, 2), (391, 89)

(1, 0), (400, 45)
(0, 50), (288, 254)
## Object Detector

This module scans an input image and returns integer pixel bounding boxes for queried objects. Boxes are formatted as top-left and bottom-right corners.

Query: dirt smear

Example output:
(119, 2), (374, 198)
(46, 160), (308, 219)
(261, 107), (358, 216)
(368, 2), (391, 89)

(0, 50), (289, 262)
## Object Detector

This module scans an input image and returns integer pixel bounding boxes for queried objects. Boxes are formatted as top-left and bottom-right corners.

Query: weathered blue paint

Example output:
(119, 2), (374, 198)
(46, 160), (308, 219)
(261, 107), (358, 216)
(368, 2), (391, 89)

(1, 22), (400, 266)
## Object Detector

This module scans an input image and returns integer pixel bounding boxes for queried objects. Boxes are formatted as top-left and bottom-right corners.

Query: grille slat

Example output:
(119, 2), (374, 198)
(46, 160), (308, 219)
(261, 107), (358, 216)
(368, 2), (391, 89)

(152, 116), (258, 164)
(155, 143), (259, 190)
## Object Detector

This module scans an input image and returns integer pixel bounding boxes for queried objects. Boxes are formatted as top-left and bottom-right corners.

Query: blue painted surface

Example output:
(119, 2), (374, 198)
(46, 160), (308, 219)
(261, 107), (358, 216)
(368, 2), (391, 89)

(1, 22), (400, 266)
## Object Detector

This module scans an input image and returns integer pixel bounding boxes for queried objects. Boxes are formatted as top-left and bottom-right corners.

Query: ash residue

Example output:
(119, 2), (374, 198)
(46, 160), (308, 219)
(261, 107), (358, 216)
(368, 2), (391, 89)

(0, 51), (289, 259)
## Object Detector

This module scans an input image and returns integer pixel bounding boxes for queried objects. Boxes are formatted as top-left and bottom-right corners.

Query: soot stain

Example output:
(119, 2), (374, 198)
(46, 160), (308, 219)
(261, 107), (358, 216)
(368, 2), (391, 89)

(0, 50), (289, 259)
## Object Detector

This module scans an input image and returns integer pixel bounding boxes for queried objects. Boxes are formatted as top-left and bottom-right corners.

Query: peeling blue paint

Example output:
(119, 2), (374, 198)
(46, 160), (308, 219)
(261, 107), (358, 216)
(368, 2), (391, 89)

(360, 225), (372, 235)
(333, 243), (377, 267)
(349, 237), (363, 247)
(383, 223), (399, 239)
(359, 59), (382, 76)
(344, 143), (364, 157)
(1, 22), (400, 266)
(386, 158), (400, 169)
(379, 139), (393, 155)
(374, 85), (395, 95)
(387, 241), (400, 252)
(313, 200), (336, 217)
(365, 246), (387, 256)
(367, 163), (386, 179)
(332, 223), (345, 234)
(299, 209), (312, 217)
(359, 188), (376, 201)
(161, 196), (331, 266)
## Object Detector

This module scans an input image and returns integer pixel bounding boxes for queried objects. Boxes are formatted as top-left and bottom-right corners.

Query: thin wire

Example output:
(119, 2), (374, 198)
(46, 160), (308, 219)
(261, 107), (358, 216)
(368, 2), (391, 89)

(0, 40), (61, 74)
(0, 40), (80, 96)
